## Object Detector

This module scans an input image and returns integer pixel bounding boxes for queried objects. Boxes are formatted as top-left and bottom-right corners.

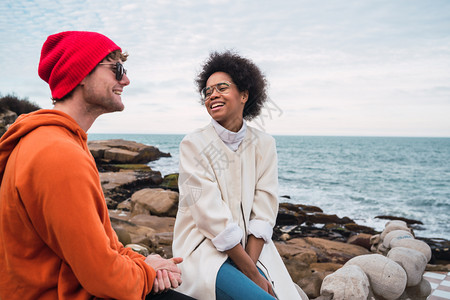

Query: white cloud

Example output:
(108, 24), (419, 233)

(1, 0), (449, 136)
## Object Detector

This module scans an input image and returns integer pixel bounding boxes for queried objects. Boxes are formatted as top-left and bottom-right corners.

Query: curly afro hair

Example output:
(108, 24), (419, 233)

(195, 50), (268, 121)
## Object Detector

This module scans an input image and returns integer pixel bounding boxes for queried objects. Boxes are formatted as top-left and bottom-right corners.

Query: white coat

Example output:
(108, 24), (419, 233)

(173, 124), (305, 299)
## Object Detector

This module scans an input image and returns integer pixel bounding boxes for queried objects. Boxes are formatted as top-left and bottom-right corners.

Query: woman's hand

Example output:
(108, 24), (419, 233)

(226, 244), (276, 298)
(248, 271), (276, 297)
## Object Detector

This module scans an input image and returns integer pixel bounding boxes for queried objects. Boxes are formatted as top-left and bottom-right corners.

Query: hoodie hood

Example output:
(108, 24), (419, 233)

(0, 109), (87, 182)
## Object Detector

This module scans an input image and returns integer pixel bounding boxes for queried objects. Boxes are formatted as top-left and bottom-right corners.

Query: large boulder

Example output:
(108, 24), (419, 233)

(109, 210), (176, 258)
(88, 139), (170, 164)
(391, 238), (432, 262)
(276, 206), (307, 225)
(344, 254), (407, 300)
(380, 220), (411, 240)
(109, 217), (156, 247)
(307, 212), (353, 225)
(297, 270), (325, 298)
(304, 237), (370, 264)
(130, 188), (179, 217)
(275, 238), (319, 297)
(275, 237), (369, 298)
(159, 173), (179, 190)
(275, 238), (318, 265)
(129, 214), (175, 233)
(99, 170), (142, 191)
(279, 202), (323, 213)
(386, 247), (428, 287)
(347, 233), (372, 250)
(382, 230), (414, 249)
(99, 170), (164, 209)
(99, 170), (163, 191)
(320, 265), (370, 300)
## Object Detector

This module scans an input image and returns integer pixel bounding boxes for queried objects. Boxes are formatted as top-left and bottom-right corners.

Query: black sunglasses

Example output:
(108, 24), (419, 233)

(98, 62), (127, 81)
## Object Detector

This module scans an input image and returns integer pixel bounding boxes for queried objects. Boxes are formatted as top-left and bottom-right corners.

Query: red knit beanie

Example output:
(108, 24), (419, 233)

(38, 31), (121, 99)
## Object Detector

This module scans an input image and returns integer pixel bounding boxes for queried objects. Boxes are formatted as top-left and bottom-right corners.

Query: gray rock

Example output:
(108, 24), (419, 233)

(390, 238), (432, 262)
(131, 188), (179, 217)
(88, 139), (170, 164)
(380, 221), (411, 240)
(344, 254), (407, 300)
(382, 230), (414, 249)
(387, 247), (427, 287)
(320, 265), (370, 299)
(99, 171), (140, 191)
(129, 214), (175, 233)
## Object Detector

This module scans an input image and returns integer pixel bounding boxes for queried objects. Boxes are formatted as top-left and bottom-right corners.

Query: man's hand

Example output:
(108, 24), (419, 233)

(144, 255), (183, 293)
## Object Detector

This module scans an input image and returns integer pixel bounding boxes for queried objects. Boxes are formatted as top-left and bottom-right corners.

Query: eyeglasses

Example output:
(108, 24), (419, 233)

(200, 81), (233, 103)
(98, 62), (127, 81)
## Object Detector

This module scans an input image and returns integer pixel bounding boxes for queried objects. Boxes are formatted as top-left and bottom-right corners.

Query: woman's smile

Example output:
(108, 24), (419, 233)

(210, 101), (225, 110)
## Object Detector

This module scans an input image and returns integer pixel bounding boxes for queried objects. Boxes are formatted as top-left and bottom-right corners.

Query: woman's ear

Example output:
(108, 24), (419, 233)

(241, 90), (249, 104)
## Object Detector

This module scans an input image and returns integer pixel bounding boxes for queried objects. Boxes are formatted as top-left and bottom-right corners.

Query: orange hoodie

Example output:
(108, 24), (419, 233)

(0, 110), (155, 299)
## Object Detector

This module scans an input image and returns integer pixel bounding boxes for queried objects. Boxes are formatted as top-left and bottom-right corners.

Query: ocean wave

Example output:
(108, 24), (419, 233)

(89, 134), (450, 239)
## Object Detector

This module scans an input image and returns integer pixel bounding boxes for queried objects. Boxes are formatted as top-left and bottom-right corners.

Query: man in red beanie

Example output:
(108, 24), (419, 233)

(0, 31), (194, 300)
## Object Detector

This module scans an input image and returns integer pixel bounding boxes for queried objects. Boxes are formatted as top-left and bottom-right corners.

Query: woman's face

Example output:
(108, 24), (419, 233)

(204, 72), (248, 132)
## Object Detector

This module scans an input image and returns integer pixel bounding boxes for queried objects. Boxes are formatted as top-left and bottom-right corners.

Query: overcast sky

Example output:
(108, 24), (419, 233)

(1, 0), (449, 137)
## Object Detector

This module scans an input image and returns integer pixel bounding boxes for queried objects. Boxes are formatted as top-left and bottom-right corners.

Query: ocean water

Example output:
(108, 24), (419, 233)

(89, 133), (450, 239)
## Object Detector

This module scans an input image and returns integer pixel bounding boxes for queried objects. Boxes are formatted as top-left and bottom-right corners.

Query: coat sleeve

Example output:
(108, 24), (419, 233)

(178, 137), (243, 251)
(248, 135), (279, 242)
(17, 140), (155, 300)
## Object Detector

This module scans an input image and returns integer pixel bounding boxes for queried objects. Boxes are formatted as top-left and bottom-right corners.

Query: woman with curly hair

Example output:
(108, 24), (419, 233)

(173, 51), (308, 300)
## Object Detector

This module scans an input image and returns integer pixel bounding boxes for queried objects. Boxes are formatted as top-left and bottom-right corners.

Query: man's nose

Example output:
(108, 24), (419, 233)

(120, 73), (130, 86)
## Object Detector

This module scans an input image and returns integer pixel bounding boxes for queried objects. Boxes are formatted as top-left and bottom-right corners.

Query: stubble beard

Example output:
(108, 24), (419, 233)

(84, 88), (125, 115)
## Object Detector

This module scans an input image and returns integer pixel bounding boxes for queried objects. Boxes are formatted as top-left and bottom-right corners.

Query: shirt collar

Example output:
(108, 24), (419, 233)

(211, 119), (247, 151)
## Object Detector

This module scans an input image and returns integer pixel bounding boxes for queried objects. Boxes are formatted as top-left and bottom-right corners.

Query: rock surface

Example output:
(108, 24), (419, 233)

(90, 139), (450, 299)
(345, 254), (407, 300)
(320, 265), (370, 300)
(130, 188), (179, 217)
(89, 139), (171, 165)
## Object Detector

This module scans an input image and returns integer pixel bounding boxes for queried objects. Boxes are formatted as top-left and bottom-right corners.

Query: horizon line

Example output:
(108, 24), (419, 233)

(88, 132), (450, 139)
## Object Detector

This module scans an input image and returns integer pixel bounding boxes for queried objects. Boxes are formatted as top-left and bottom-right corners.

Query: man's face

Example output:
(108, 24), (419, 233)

(80, 58), (130, 114)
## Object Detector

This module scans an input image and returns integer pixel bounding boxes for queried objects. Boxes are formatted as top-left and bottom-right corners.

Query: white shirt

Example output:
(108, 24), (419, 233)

(211, 119), (247, 152)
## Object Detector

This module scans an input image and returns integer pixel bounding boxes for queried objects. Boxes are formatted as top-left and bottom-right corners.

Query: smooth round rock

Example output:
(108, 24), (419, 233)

(345, 254), (407, 300)
(382, 230), (414, 248)
(380, 221), (410, 240)
(321, 265), (370, 300)
(387, 247), (427, 286)
(390, 238), (432, 262)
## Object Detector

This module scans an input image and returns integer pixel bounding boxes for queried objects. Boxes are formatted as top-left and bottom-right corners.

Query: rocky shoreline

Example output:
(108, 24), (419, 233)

(90, 139), (450, 299)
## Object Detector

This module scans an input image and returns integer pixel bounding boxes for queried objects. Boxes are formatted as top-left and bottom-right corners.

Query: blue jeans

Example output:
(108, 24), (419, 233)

(216, 259), (275, 300)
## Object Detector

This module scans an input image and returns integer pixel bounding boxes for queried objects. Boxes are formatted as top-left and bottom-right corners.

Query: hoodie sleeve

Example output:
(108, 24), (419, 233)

(15, 133), (154, 300)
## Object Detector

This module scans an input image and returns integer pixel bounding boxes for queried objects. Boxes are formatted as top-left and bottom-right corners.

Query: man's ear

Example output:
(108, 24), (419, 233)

(79, 77), (86, 86)
(79, 69), (94, 86)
